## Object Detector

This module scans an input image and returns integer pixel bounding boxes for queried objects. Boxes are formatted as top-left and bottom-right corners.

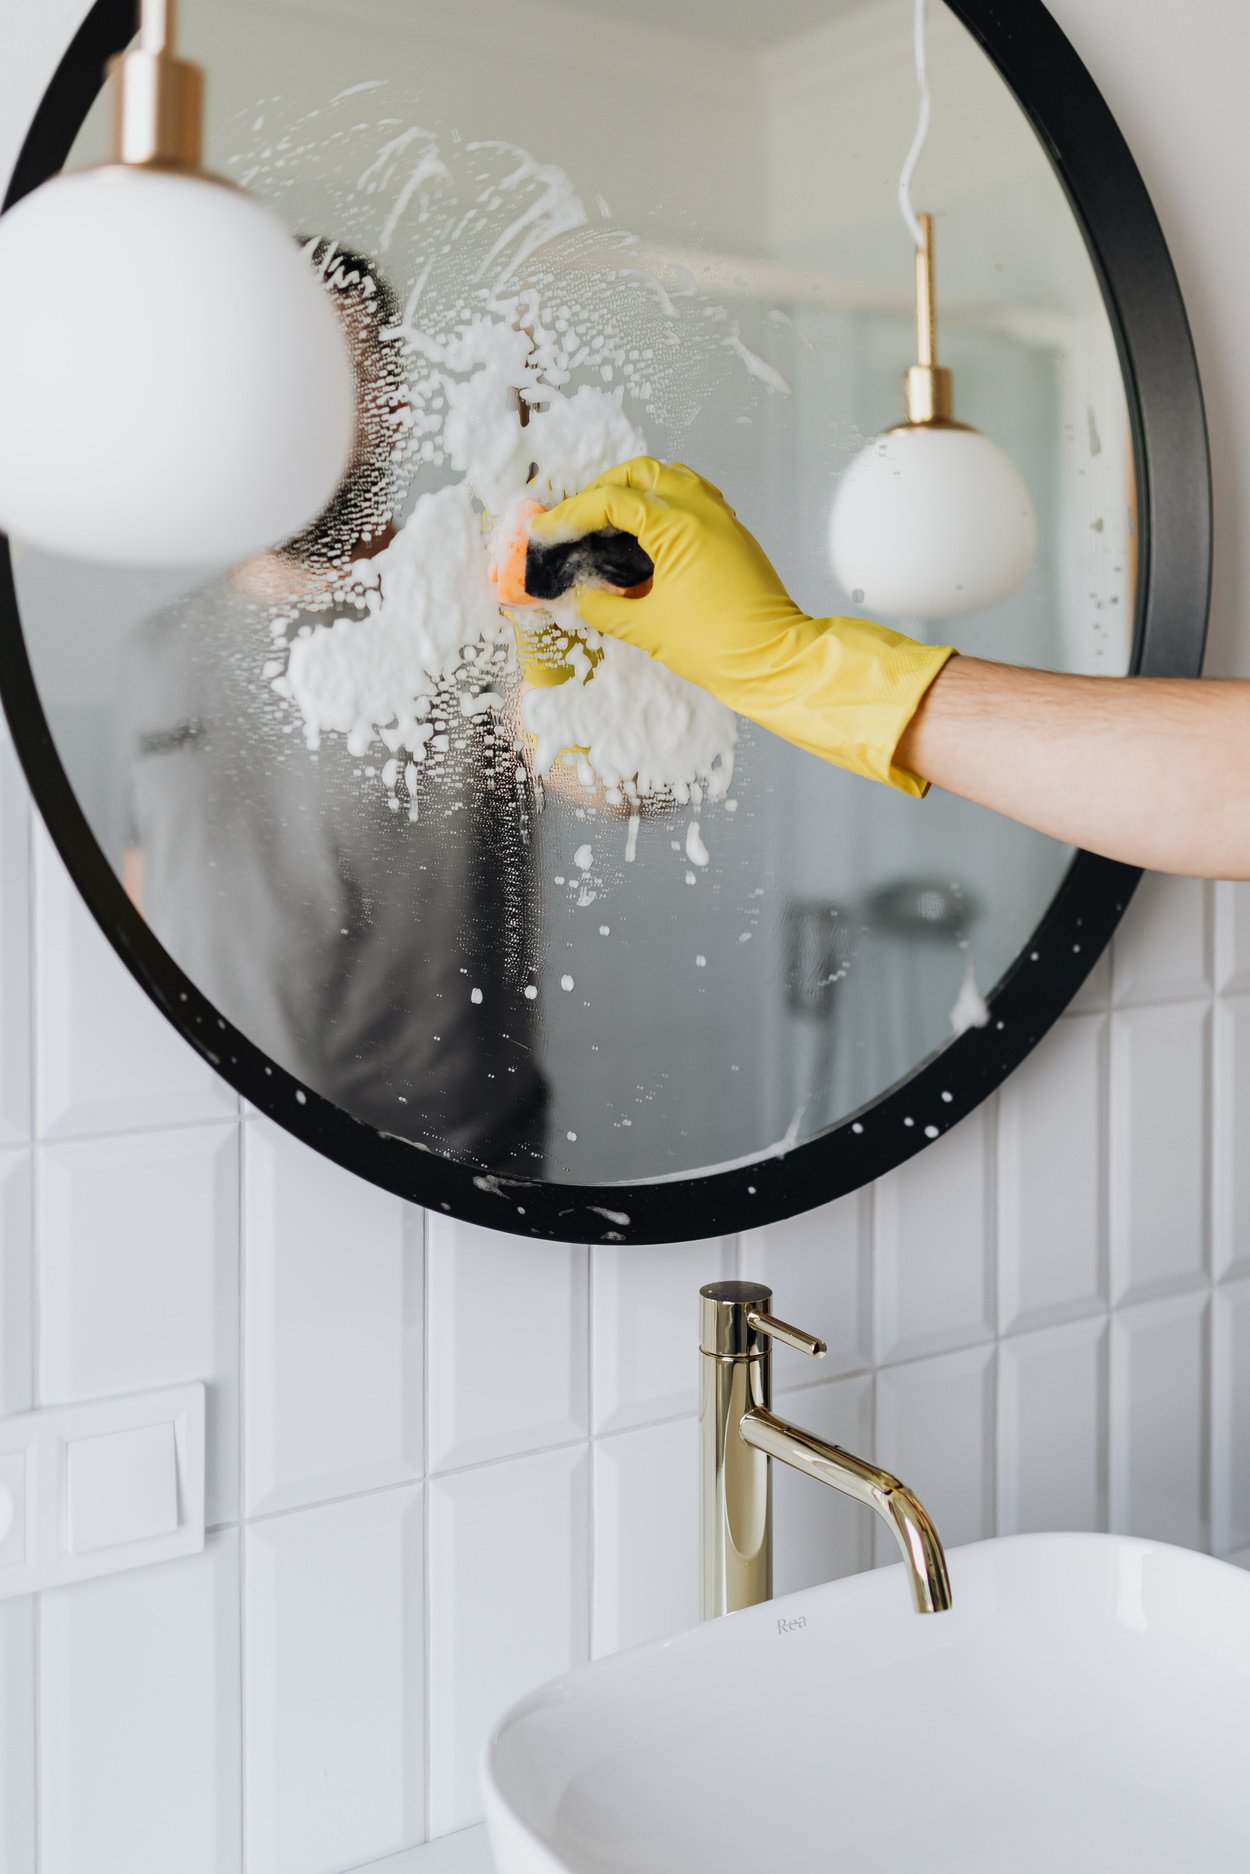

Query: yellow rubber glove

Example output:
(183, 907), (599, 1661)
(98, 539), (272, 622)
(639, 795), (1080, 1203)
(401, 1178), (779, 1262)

(530, 457), (956, 795)
(508, 611), (602, 689)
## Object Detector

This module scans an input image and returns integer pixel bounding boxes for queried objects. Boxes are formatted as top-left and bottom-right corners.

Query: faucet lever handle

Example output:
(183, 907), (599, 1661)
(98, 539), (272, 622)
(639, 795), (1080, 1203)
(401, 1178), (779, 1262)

(746, 1309), (827, 1359)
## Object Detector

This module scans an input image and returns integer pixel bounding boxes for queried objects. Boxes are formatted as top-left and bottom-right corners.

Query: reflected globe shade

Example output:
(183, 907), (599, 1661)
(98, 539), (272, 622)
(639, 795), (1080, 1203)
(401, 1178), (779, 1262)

(829, 425), (1037, 620)
(0, 166), (356, 568)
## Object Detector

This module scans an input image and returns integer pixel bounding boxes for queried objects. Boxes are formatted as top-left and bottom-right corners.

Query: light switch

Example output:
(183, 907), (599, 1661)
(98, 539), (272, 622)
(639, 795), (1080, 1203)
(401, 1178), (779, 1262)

(0, 1450), (25, 1568)
(0, 1382), (202, 1599)
(67, 1420), (179, 1554)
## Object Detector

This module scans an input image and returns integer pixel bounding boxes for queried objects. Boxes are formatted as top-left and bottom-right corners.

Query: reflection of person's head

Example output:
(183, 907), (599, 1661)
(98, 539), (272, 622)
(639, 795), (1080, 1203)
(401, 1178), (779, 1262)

(277, 237), (406, 571)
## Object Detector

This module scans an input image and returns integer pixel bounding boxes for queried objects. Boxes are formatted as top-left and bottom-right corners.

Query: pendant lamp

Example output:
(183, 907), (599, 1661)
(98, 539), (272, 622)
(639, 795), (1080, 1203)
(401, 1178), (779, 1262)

(828, 0), (1036, 621)
(0, 0), (356, 567)
(829, 213), (1037, 619)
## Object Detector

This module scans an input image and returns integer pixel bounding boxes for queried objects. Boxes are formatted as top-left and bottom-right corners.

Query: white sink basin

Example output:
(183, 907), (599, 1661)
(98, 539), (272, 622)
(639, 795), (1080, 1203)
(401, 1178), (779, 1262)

(483, 1533), (1250, 1873)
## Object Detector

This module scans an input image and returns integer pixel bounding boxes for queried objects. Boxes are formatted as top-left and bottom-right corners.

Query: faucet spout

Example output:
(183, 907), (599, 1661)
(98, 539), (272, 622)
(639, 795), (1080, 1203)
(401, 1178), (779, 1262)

(739, 1405), (952, 1615)
(699, 1280), (952, 1620)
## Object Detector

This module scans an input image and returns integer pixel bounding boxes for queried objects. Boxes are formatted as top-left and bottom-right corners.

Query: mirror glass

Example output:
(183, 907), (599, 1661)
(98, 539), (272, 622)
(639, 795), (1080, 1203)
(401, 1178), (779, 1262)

(16, 0), (1135, 1186)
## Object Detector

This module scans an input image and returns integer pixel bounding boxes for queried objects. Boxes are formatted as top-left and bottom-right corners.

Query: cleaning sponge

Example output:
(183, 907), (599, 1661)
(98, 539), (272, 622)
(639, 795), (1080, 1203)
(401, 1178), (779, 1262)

(488, 499), (653, 608)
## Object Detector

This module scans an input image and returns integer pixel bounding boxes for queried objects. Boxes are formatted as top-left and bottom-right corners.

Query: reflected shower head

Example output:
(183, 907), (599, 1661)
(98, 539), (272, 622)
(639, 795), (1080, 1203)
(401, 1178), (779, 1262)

(864, 878), (980, 941)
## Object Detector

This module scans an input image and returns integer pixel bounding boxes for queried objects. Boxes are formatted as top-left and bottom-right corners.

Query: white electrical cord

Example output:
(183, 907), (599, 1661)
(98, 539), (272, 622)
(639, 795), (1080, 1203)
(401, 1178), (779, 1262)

(897, 0), (931, 249)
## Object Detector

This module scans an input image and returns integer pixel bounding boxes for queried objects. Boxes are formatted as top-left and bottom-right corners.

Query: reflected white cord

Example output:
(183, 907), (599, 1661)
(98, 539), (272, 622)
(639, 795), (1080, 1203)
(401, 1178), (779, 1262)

(897, 0), (930, 249)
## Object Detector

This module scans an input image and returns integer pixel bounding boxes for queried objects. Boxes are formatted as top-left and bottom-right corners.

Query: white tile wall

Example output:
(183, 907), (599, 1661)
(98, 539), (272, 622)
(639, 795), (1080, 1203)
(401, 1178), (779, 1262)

(592, 1417), (699, 1654)
(427, 1219), (587, 1470)
(1112, 873), (1211, 1006)
(1213, 1282), (1250, 1556)
(998, 1319), (1108, 1535)
(0, 1152), (32, 1417)
(1214, 881), (1250, 997)
(428, 1447), (589, 1839)
(0, 1602), (35, 1874)
(1213, 997), (1250, 1281)
(40, 1534), (241, 1874)
(1109, 1003), (1209, 1305)
(998, 1014), (1106, 1333)
(244, 1121), (421, 1518)
(873, 1109), (994, 1364)
(1110, 1292), (1210, 1551)
(244, 1488), (425, 1874)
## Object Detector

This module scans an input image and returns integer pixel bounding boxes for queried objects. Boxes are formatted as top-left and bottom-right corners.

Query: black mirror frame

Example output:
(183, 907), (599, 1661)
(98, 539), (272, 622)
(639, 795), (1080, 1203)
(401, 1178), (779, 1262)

(0, 0), (1211, 1244)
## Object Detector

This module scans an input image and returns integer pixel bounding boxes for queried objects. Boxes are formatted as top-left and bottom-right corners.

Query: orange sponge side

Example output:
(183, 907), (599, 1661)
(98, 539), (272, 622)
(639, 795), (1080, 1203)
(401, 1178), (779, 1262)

(487, 499), (547, 607)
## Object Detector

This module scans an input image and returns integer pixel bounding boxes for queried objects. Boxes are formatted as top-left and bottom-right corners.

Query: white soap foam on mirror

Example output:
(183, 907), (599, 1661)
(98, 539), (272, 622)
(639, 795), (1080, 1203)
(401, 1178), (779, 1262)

(950, 957), (991, 1036)
(227, 112), (767, 855)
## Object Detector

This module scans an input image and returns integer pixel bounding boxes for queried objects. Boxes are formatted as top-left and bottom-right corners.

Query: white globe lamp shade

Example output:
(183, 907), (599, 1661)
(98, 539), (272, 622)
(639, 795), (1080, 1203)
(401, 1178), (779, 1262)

(829, 423), (1037, 623)
(0, 166), (356, 567)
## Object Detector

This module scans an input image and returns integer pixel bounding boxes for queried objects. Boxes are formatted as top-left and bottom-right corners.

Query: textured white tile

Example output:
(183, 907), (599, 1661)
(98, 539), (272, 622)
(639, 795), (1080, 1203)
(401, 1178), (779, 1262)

(772, 1373), (874, 1594)
(1213, 1283), (1250, 1558)
(1112, 873), (1211, 1005)
(0, 1152), (32, 1417)
(1109, 1003), (1208, 1305)
(591, 1235), (732, 1435)
(39, 1125), (240, 1524)
(999, 1015), (1106, 1333)
(1110, 1293), (1209, 1551)
(874, 1345), (995, 1559)
(41, 1531), (240, 1874)
(1215, 880), (1250, 995)
(874, 1109), (992, 1364)
(998, 1319), (1107, 1536)
(33, 824), (235, 1139)
(244, 1120), (421, 1517)
(593, 1418), (698, 1657)
(428, 1446), (588, 1837)
(245, 1487), (424, 1874)
(1214, 998), (1250, 1282)
(0, 731), (31, 1146)
(427, 1217), (587, 1471)
(0, 1601), (35, 1874)
(740, 1195), (871, 1380)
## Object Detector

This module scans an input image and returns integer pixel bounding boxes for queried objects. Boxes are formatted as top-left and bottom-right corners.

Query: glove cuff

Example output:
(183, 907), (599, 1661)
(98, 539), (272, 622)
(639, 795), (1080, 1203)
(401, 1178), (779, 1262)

(731, 615), (956, 797)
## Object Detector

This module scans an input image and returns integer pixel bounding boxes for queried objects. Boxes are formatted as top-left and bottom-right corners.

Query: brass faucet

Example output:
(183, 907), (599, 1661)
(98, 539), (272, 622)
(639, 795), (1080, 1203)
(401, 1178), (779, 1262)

(700, 1280), (952, 1619)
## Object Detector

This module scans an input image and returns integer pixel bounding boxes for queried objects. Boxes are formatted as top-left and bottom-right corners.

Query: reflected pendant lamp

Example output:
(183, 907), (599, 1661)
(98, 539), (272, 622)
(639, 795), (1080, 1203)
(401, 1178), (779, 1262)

(0, 0), (357, 568)
(829, 213), (1037, 622)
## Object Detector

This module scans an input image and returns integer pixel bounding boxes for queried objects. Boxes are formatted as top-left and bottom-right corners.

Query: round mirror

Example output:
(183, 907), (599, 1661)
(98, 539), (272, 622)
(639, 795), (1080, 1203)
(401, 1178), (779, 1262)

(0, 0), (1209, 1241)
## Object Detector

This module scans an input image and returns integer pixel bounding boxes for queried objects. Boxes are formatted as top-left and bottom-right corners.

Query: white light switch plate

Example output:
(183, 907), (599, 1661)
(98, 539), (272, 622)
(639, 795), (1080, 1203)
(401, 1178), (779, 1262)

(68, 1419), (179, 1554)
(0, 1381), (204, 1599)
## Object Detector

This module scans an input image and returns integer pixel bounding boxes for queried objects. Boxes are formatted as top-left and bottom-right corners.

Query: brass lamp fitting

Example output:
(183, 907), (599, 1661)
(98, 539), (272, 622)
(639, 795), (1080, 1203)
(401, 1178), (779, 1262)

(901, 212), (968, 431)
(107, 0), (205, 170)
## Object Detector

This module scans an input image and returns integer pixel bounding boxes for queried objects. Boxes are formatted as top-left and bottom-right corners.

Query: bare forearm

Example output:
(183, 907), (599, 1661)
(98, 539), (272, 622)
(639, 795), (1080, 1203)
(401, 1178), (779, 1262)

(896, 658), (1250, 879)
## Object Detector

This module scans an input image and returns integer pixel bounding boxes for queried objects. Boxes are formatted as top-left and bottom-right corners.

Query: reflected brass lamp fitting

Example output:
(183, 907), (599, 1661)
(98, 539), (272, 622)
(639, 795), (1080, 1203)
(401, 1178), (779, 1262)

(109, 0), (205, 171)
(901, 212), (968, 431)
(700, 1280), (952, 1619)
